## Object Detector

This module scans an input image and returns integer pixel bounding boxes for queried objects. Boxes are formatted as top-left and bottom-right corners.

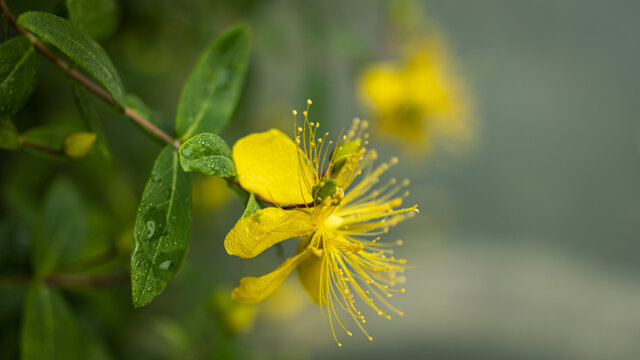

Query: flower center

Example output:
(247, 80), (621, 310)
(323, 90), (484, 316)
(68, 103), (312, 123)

(323, 214), (344, 230)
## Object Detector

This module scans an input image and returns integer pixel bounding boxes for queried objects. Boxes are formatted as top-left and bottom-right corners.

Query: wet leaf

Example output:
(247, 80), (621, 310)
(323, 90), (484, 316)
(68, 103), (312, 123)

(21, 283), (80, 360)
(0, 36), (41, 119)
(179, 132), (235, 177)
(33, 177), (88, 275)
(241, 193), (260, 219)
(175, 25), (250, 139)
(17, 11), (125, 109)
(66, 0), (119, 42)
(131, 146), (192, 307)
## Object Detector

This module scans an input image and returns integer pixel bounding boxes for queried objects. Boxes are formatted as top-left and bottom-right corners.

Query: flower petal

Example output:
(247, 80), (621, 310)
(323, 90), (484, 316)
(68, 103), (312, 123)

(232, 250), (311, 304)
(224, 207), (315, 258)
(233, 129), (313, 205)
(297, 252), (323, 304)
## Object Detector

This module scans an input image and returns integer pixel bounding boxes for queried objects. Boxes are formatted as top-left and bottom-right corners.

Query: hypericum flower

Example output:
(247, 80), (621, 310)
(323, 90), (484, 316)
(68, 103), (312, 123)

(225, 100), (418, 346)
(359, 36), (470, 149)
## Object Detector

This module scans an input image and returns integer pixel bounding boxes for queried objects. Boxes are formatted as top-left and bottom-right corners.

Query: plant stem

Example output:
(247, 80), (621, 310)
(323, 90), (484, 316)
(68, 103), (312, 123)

(56, 248), (118, 272)
(230, 181), (314, 209)
(19, 138), (64, 155)
(0, 273), (127, 288)
(47, 274), (128, 288)
(0, 0), (180, 150)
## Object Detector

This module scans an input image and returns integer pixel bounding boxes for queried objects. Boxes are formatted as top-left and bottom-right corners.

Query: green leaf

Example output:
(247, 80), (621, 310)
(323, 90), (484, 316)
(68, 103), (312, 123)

(66, 0), (119, 42)
(175, 25), (250, 139)
(0, 36), (41, 119)
(72, 82), (110, 160)
(241, 193), (261, 219)
(33, 177), (88, 276)
(0, 119), (20, 150)
(131, 146), (192, 308)
(125, 93), (173, 139)
(17, 11), (125, 109)
(21, 283), (80, 360)
(179, 132), (235, 177)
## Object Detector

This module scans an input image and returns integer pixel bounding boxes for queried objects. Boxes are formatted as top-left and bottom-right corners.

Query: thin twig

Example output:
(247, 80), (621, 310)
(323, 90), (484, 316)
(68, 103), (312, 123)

(0, 274), (30, 286)
(56, 248), (118, 272)
(0, 0), (179, 150)
(0, 273), (128, 288)
(232, 181), (314, 209)
(20, 138), (64, 155)
(46, 274), (128, 288)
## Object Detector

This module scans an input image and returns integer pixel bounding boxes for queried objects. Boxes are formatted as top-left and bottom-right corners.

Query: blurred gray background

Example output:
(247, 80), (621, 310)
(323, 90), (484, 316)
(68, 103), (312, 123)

(233, 0), (640, 359)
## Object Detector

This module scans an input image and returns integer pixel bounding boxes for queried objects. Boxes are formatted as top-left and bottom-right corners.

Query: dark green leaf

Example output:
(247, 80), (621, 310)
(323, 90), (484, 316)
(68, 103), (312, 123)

(0, 119), (20, 149)
(179, 132), (235, 177)
(21, 283), (80, 360)
(131, 146), (192, 308)
(0, 36), (41, 119)
(33, 177), (88, 276)
(175, 25), (250, 139)
(125, 93), (173, 139)
(17, 11), (125, 109)
(66, 0), (119, 42)
(72, 83), (110, 160)
(241, 193), (261, 219)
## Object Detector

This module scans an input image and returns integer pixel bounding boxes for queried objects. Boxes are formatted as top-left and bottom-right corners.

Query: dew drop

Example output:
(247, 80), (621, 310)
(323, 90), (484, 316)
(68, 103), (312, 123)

(159, 260), (172, 270)
(146, 220), (156, 239)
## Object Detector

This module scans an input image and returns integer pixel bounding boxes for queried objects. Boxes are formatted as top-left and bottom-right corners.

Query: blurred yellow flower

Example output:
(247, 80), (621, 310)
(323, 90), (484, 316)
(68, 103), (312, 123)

(225, 101), (418, 346)
(261, 279), (307, 323)
(192, 175), (230, 213)
(359, 36), (471, 150)
(210, 288), (256, 335)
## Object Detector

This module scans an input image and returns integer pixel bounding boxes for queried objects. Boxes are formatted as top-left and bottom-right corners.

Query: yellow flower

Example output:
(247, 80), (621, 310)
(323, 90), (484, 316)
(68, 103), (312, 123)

(359, 36), (470, 149)
(192, 175), (230, 213)
(225, 100), (418, 346)
(210, 288), (256, 335)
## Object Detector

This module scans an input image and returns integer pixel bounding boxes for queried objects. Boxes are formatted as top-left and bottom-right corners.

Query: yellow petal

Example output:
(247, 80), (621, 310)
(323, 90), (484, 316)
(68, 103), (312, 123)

(233, 129), (313, 205)
(224, 207), (315, 258)
(297, 251), (323, 304)
(232, 250), (310, 304)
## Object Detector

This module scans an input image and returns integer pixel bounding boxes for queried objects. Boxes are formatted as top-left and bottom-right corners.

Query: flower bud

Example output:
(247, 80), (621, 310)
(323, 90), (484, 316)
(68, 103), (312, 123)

(64, 132), (96, 159)
(331, 138), (361, 174)
(312, 178), (343, 205)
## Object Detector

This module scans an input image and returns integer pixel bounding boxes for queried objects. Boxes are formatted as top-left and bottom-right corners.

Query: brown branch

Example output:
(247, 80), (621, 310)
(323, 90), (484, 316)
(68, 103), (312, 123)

(0, 274), (30, 286)
(20, 138), (64, 155)
(232, 181), (315, 209)
(46, 274), (128, 288)
(56, 248), (118, 272)
(0, 273), (128, 288)
(0, 0), (179, 150)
